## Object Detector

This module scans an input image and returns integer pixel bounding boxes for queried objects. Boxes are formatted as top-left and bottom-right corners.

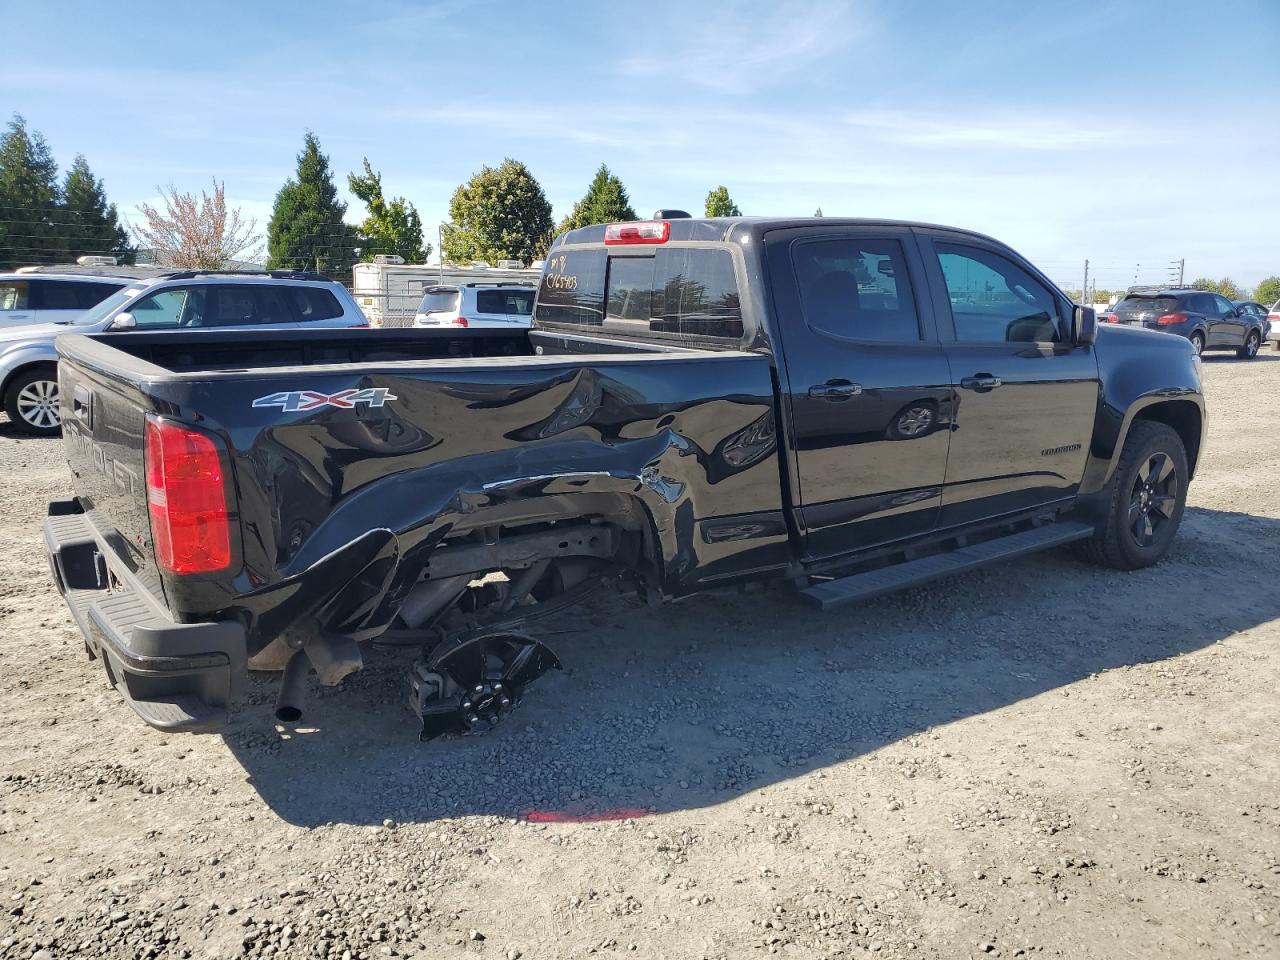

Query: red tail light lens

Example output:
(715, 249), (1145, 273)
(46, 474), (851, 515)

(453, 316), (469, 328)
(604, 221), (670, 245)
(145, 419), (231, 575)
(1156, 313), (1187, 326)
(1102, 314), (1120, 324)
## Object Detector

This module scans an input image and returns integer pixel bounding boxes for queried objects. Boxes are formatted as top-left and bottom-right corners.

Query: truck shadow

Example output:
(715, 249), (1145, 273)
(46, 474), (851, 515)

(222, 505), (1278, 827)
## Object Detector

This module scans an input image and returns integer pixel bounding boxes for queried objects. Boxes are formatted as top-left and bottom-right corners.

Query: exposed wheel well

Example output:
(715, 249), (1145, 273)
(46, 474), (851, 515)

(1133, 400), (1202, 478)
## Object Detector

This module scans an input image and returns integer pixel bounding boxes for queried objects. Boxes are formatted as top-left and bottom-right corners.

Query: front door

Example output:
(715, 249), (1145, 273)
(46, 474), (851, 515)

(765, 227), (953, 559)
(916, 231), (1100, 527)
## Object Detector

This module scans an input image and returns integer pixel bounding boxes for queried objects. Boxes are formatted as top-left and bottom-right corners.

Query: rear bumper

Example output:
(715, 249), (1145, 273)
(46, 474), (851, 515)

(43, 498), (246, 733)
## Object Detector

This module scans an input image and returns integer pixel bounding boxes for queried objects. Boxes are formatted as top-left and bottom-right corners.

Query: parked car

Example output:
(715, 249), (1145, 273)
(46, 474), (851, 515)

(0, 273), (133, 329)
(44, 216), (1204, 737)
(2, 271), (366, 436)
(413, 282), (536, 328)
(1101, 288), (1265, 358)
(1234, 300), (1270, 343)
(1270, 300), (1280, 349)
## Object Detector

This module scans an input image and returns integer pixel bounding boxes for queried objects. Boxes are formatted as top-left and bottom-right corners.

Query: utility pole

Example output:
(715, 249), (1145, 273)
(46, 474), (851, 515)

(438, 223), (446, 282)
(1082, 259), (1089, 304)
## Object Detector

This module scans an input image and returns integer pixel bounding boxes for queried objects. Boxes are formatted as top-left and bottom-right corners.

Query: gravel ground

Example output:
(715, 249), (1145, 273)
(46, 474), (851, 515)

(1, 354), (1278, 960)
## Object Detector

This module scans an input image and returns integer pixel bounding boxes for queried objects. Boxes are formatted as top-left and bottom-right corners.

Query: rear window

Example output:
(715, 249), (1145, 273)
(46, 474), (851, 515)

(1115, 295), (1179, 314)
(418, 289), (460, 314)
(536, 246), (744, 343)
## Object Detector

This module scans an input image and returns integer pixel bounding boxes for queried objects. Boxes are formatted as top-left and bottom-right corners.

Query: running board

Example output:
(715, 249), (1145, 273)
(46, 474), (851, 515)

(798, 521), (1094, 612)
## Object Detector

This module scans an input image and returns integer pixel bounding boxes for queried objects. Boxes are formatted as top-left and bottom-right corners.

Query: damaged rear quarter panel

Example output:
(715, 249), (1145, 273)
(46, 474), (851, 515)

(152, 352), (790, 650)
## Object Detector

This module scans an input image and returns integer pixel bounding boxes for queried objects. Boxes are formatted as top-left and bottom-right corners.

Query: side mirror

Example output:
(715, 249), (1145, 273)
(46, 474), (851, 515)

(1073, 305), (1097, 346)
(109, 312), (136, 331)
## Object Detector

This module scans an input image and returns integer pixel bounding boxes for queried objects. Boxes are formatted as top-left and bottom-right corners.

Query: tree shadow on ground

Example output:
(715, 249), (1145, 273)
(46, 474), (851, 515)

(222, 505), (1278, 826)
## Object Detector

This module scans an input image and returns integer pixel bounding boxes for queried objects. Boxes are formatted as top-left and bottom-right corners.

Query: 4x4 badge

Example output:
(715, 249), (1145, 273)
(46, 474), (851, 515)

(252, 388), (397, 413)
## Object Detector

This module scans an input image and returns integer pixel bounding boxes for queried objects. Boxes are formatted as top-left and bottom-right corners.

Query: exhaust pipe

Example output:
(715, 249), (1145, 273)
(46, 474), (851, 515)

(274, 635), (364, 723)
(275, 649), (309, 723)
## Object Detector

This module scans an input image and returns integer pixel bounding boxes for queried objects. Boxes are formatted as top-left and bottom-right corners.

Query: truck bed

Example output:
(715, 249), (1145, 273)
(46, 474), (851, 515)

(55, 327), (790, 658)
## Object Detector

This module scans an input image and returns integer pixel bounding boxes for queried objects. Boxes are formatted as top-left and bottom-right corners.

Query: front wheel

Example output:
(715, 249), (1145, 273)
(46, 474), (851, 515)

(1237, 330), (1260, 359)
(1075, 420), (1188, 570)
(3, 366), (61, 436)
(1189, 332), (1205, 355)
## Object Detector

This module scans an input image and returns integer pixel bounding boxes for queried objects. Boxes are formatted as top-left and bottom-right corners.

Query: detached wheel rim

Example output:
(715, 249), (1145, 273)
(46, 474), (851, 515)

(1128, 451), (1177, 547)
(16, 379), (60, 429)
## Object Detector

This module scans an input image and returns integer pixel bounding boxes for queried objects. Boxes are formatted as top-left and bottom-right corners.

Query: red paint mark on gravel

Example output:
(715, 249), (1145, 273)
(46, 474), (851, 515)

(522, 807), (650, 823)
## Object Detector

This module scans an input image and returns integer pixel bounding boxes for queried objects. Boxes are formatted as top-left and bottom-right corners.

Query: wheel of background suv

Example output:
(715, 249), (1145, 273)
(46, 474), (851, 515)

(1188, 332), (1205, 355)
(1237, 330), (1260, 359)
(1075, 420), (1187, 571)
(3, 366), (62, 436)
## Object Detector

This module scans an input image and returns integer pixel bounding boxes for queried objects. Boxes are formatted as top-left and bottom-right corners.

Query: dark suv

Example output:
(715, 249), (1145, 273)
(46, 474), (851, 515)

(1102, 288), (1265, 358)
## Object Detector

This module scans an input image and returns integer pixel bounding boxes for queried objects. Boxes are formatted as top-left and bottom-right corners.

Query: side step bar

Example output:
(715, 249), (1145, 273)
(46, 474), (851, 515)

(798, 521), (1094, 612)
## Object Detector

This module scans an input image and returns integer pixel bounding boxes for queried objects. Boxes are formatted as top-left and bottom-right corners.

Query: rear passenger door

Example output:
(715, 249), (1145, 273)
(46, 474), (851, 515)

(765, 226), (952, 558)
(916, 230), (1099, 527)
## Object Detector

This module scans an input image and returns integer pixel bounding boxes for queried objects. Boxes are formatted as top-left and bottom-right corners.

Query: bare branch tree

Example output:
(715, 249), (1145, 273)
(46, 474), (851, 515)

(133, 179), (263, 269)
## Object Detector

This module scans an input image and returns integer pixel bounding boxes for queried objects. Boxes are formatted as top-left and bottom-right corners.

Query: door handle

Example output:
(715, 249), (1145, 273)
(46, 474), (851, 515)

(960, 374), (1003, 391)
(808, 379), (862, 400)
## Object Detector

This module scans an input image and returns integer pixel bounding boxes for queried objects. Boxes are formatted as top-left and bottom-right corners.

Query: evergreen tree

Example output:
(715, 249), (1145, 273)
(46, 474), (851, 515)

(0, 114), (63, 269)
(348, 158), (428, 263)
(443, 159), (553, 266)
(62, 155), (133, 264)
(267, 132), (356, 277)
(704, 185), (741, 217)
(557, 164), (637, 234)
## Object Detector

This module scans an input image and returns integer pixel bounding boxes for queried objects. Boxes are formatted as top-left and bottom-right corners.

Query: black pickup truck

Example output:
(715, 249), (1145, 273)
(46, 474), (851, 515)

(43, 216), (1206, 737)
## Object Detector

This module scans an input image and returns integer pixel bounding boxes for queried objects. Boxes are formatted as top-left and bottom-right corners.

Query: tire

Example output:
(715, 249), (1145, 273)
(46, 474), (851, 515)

(3, 366), (61, 437)
(1188, 332), (1205, 355)
(1237, 330), (1260, 359)
(1075, 420), (1187, 570)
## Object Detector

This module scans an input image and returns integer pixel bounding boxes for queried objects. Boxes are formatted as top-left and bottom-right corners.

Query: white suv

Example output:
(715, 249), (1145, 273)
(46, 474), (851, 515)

(0, 273), (135, 329)
(1, 270), (367, 436)
(413, 283), (535, 329)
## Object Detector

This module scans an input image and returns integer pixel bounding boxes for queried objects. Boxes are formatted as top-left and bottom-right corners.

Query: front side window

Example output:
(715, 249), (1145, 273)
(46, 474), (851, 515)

(0, 280), (30, 310)
(792, 237), (920, 342)
(76, 281), (125, 308)
(935, 242), (1062, 343)
(1213, 295), (1236, 316)
(129, 287), (204, 328)
(505, 290), (534, 315)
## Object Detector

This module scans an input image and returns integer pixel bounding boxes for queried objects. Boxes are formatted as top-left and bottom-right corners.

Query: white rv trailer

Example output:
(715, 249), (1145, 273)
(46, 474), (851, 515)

(352, 255), (543, 327)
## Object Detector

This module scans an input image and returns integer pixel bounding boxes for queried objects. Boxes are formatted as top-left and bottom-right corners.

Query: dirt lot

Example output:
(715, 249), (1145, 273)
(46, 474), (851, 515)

(1, 354), (1278, 960)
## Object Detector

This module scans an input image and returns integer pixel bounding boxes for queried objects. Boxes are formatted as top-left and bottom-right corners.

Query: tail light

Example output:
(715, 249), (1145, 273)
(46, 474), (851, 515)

(1102, 314), (1120, 324)
(145, 418), (231, 575)
(1156, 313), (1187, 326)
(453, 316), (469, 328)
(604, 220), (670, 245)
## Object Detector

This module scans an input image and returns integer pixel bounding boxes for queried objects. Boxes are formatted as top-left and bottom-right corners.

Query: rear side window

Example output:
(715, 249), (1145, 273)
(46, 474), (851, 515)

(1189, 293), (1217, 314)
(289, 286), (344, 321)
(791, 237), (920, 342)
(37, 280), (85, 309)
(476, 290), (506, 315)
(535, 246), (744, 343)
(0, 280), (31, 310)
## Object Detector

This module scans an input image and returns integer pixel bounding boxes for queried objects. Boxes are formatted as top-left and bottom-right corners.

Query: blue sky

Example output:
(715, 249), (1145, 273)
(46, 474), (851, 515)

(2, 0), (1278, 290)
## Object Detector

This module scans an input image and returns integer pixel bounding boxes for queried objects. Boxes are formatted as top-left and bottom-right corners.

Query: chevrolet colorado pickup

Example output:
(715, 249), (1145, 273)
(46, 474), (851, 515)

(43, 216), (1206, 738)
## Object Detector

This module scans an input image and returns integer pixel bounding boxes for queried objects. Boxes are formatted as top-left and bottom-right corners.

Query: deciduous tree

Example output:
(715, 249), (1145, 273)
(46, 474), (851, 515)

(134, 180), (262, 269)
(443, 159), (553, 266)
(348, 158), (428, 263)
(704, 185), (741, 217)
(1253, 276), (1280, 306)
